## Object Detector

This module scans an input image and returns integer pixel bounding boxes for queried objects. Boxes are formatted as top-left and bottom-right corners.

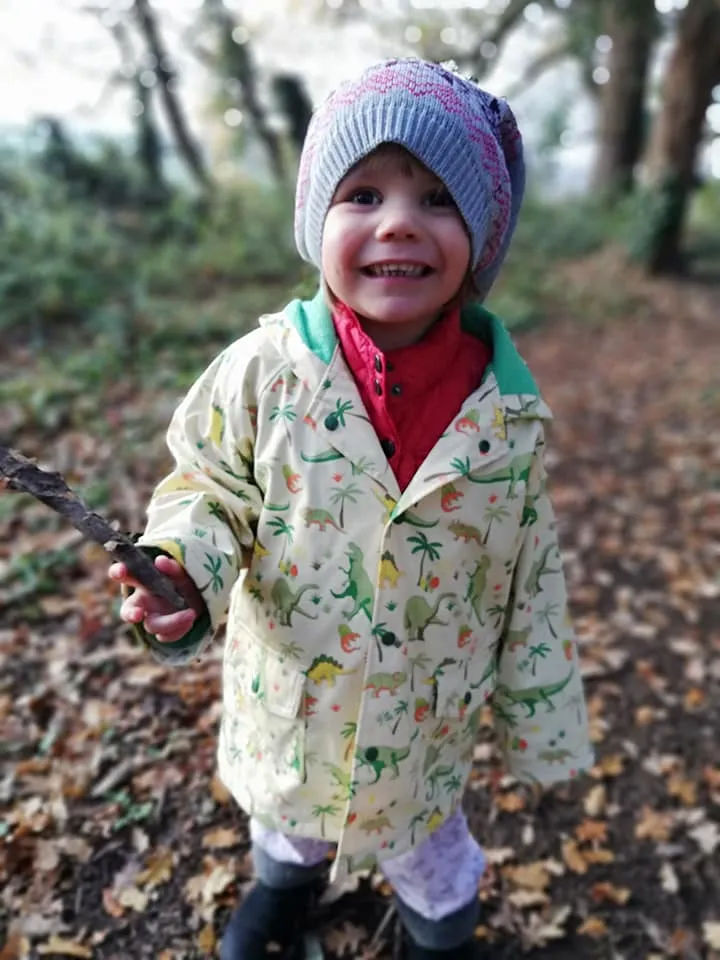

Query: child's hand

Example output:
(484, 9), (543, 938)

(108, 555), (205, 643)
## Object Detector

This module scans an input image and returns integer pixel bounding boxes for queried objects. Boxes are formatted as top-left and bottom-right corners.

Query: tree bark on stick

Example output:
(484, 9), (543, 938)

(0, 446), (186, 611)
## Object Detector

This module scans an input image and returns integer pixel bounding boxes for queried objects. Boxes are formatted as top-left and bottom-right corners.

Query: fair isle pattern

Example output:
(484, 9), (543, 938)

(294, 58), (525, 303)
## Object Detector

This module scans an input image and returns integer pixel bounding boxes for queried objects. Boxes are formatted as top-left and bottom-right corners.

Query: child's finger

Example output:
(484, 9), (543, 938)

(144, 608), (197, 640)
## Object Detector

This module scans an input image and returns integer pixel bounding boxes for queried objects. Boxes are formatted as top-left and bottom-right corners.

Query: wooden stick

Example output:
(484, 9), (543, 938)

(0, 445), (186, 611)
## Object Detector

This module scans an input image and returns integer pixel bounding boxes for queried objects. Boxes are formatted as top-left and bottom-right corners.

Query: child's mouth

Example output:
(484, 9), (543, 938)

(361, 263), (432, 278)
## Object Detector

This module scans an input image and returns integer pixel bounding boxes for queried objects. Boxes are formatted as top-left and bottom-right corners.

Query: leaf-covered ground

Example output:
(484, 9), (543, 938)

(2, 258), (719, 959)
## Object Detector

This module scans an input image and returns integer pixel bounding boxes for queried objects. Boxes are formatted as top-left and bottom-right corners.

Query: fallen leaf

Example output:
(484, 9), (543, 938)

(118, 885), (149, 912)
(102, 888), (125, 919)
(635, 806), (674, 842)
(507, 888), (549, 908)
(667, 774), (697, 806)
(505, 862), (551, 890)
(583, 784), (607, 818)
(703, 922), (720, 949)
(660, 862), (679, 894)
(136, 847), (174, 889)
(37, 937), (91, 958)
(577, 916), (609, 939)
(575, 820), (608, 844)
(689, 821), (720, 855)
(202, 827), (242, 850)
(582, 847), (615, 865)
(592, 754), (624, 778)
(591, 882), (631, 906)
(210, 773), (231, 805)
(197, 925), (216, 954)
(562, 839), (588, 874)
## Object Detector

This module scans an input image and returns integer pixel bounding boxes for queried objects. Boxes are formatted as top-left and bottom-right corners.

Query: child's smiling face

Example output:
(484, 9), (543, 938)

(321, 145), (471, 350)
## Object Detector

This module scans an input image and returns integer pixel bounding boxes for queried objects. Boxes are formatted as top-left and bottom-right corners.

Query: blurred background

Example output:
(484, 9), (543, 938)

(2, 3), (720, 958)
(1, 0), (719, 350)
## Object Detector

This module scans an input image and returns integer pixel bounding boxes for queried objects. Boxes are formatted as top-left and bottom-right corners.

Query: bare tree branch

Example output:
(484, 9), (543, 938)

(0, 446), (186, 611)
(503, 38), (574, 100)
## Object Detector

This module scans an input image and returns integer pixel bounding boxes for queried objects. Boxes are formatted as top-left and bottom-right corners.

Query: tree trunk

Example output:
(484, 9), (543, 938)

(642, 0), (720, 274)
(592, 0), (658, 197)
(206, 1), (287, 185)
(272, 74), (313, 155)
(133, 0), (212, 192)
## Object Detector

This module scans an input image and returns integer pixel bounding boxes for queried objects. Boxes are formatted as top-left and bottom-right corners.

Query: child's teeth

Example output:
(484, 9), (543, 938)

(369, 264), (425, 277)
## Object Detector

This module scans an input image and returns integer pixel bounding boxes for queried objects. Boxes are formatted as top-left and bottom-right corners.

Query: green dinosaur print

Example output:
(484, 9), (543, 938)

(404, 593), (456, 643)
(506, 625), (532, 652)
(306, 654), (354, 687)
(538, 748), (574, 764)
(303, 507), (343, 532)
(360, 812), (394, 835)
(357, 744), (412, 783)
(324, 763), (355, 800)
(448, 520), (483, 544)
(464, 555), (491, 626)
(425, 763), (456, 801)
(495, 668), (575, 718)
(462, 452), (534, 498)
(331, 542), (374, 621)
(524, 543), (561, 598)
(364, 671), (407, 698)
(394, 509), (439, 529)
(270, 579), (319, 626)
(300, 448), (344, 463)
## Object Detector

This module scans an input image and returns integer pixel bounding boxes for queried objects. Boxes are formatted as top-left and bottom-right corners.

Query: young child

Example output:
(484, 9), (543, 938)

(110, 58), (593, 960)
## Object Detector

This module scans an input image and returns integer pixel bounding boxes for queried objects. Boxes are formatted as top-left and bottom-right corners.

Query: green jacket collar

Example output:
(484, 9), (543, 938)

(284, 288), (542, 407)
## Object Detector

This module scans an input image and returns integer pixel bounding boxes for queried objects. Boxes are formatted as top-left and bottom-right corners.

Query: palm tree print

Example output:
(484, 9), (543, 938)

(341, 721), (357, 762)
(270, 403), (297, 445)
(528, 642), (552, 676)
(391, 700), (409, 734)
(267, 517), (294, 564)
(312, 803), (340, 838)
(409, 810), (427, 843)
(483, 502), (511, 544)
(330, 483), (363, 527)
(444, 774), (463, 794)
(200, 554), (224, 593)
(408, 533), (442, 586)
(409, 652), (431, 693)
(536, 601), (561, 640)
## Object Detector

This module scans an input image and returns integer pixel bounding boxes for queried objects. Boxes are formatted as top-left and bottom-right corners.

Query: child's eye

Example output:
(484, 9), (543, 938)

(425, 188), (455, 208)
(348, 188), (381, 206)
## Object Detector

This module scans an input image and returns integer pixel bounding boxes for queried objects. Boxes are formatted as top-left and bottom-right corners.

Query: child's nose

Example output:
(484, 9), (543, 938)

(375, 201), (419, 240)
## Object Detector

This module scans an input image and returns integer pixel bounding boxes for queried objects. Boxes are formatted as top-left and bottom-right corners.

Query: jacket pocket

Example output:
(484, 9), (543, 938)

(224, 623), (307, 797)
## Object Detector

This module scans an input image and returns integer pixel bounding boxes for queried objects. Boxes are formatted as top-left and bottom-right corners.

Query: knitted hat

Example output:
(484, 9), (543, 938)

(294, 58), (525, 303)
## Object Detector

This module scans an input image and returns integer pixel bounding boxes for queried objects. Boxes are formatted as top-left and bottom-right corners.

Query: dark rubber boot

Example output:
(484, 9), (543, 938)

(220, 879), (322, 960)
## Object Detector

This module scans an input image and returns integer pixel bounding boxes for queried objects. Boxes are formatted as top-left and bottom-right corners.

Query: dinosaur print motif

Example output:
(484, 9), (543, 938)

(357, 744), (412, 783)
(270, 579), (319, 626)
(364, 671), (407, 698)
(464, 556), (491, 626)
(448, 521), (483, 544)
(379, 550), (403, 588)
(495, 668), (575, 718)
(404, 593), (456, 642)
(331, 542), (374, 621)
(524, 543), (561, 598)
(303, 506), (344, 532)
(306, 654), (355, 687)
(138, 303), (593, 873)
(360, 812), (394, 835)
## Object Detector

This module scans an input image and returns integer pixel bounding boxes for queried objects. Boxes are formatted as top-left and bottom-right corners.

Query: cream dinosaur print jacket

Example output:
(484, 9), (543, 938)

(136, 291), (594, 877)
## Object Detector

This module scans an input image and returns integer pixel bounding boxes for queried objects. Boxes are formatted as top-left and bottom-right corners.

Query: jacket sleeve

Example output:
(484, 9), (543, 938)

(492, 429), (594, 785)
(132, 339), (264, 665)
